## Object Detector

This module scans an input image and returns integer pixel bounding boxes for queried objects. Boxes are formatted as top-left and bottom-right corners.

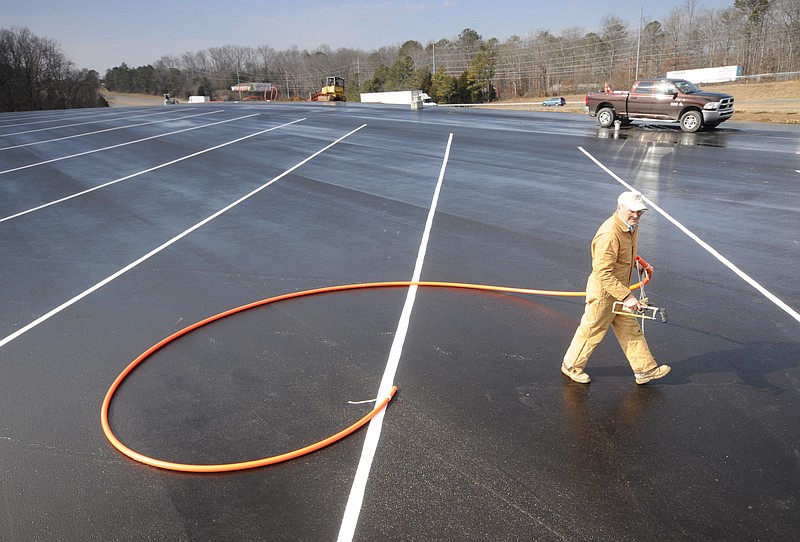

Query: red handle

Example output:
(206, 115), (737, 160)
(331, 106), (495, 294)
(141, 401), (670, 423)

(635, 255), (653, 279)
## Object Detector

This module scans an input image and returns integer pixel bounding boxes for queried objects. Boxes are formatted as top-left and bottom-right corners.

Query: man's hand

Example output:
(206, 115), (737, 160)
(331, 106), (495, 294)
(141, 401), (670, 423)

(622, 294), (641, 312)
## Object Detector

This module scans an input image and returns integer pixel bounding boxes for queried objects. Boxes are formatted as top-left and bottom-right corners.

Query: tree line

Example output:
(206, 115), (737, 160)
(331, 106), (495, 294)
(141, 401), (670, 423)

(103, 0), (800, 103)
(0, 27), (105, 112)
(3, 0), (799, 111)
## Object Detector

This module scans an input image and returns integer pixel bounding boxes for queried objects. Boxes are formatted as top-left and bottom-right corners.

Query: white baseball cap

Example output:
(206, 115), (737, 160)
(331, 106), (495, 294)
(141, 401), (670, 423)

(618, 191), (648, 211)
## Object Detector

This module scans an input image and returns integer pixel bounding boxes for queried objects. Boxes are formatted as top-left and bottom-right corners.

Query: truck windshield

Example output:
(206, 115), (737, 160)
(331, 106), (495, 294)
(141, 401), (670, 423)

(674, 80), (702, 94)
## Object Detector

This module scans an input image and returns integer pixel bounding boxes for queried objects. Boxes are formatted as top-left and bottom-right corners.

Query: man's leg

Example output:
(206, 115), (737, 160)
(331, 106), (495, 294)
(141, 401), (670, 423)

(563, 296), (614, 371)
(610, 315), (658, 374)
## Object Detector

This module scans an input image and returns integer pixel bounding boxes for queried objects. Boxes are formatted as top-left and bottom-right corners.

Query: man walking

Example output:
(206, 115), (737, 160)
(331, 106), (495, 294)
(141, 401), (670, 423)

(561, 191), (670, 385)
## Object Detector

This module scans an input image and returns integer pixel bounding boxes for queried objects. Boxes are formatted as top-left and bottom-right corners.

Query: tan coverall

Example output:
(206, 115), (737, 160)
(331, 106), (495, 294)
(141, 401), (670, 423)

(562, 213), (658, 374)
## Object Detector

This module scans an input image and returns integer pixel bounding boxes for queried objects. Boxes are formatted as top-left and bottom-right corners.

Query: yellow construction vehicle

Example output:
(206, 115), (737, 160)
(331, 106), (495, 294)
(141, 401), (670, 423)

(311, 76), (346, 101)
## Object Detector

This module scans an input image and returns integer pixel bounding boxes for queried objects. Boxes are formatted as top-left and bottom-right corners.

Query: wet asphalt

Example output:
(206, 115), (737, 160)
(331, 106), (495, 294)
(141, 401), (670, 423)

(0, 102), (798, 541)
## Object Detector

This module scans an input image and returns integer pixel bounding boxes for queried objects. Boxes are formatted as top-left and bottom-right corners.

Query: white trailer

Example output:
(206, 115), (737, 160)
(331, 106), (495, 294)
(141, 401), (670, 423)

(666, 65), (742, 84)
(359, 90), (436, 107)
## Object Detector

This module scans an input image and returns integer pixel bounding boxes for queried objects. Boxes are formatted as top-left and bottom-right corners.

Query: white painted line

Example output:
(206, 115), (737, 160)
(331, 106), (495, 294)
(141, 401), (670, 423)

(579, 146), (800, 324)
(0, 123), (367, 350)
(337, 133), (454, 542)
(0, 116), (299, 223)
(0, 109), (182, 137)
(1, 113), (251, 175)
(0, 108), (156, 131)
(0, 110), (221, 150)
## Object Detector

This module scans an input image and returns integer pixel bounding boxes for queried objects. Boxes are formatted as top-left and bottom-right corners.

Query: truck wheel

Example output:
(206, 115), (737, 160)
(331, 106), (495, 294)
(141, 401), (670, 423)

(596, 107), (615, 128)
(679, 110), (703, 133)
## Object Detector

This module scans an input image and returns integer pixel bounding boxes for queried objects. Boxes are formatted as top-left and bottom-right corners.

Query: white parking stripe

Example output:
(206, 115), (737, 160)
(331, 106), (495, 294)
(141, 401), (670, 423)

(0, 108), (149, 130)
(0, 115), (292, 223)
(1, 113), (251, 175)
(579, 146), (800, 324)
(0, 110), (221, 150)
(0, 122), (365, 350)
(1, 109), (183, 137)
(337, 133), (454, 542)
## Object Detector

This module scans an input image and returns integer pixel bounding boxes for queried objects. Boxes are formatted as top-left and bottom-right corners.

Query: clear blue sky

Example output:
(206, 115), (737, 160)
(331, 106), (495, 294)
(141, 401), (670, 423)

(5, 0), (736, 74)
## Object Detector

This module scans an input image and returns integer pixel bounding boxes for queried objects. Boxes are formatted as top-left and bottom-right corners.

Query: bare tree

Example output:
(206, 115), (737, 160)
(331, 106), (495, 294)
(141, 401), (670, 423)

(599, 16), (631, 85)
(253, 45), (277, 81)
(772, 0), (800, 69)
(0, 26), (102, 111)
(88, 2), (800, 106)
(735, 0), (773, 72)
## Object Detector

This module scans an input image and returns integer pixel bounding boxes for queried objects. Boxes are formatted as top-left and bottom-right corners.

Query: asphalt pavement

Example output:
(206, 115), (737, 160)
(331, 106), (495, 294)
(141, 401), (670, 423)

(1, 102), (798, 541)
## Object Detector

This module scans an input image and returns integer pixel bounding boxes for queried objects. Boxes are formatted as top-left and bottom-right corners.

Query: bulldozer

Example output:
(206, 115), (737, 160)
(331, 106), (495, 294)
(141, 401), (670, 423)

(311, 76), (346, 102)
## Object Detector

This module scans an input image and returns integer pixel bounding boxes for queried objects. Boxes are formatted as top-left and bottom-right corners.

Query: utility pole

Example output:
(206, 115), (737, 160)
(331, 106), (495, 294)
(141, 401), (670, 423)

(635, 6), (643, 80)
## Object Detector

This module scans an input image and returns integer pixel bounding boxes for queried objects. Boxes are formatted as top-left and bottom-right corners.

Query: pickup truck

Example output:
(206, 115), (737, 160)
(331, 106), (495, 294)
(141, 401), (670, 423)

(585, 79), (734, 132)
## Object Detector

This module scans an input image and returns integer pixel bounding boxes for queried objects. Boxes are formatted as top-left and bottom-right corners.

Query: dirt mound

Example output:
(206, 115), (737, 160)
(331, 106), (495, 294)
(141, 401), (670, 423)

(103, 92), (166, 107)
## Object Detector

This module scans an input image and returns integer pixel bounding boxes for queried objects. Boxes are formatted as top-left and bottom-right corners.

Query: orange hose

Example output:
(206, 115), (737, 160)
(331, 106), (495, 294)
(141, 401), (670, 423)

(101, 276), (650, 472)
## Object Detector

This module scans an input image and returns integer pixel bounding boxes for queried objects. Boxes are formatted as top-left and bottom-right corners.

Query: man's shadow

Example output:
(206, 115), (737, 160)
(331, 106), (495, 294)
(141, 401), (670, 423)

(666, 340), (799, 392)
(560, 340), (799, 424)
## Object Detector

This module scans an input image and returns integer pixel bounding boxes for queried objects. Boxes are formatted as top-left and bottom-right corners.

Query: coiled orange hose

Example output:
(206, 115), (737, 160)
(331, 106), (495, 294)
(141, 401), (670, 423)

(101, 274), (650, 472)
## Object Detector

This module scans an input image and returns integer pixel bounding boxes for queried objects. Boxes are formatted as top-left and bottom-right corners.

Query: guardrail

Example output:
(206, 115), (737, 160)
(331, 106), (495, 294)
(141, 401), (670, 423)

(735, 71), (800, 83)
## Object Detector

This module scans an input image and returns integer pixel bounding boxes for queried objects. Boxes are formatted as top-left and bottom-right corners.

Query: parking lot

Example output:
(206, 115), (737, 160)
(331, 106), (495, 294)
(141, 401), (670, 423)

(1, 102), (798, 541)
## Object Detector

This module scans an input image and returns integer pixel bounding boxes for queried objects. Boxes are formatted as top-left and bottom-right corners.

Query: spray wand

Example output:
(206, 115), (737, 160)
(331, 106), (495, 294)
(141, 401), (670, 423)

(612, 256), (668, 324)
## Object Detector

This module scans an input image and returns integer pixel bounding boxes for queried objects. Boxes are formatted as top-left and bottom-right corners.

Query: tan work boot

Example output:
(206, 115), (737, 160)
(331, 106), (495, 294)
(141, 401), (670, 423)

(561, 364), (591, 384)
(635, 364), (671, 385)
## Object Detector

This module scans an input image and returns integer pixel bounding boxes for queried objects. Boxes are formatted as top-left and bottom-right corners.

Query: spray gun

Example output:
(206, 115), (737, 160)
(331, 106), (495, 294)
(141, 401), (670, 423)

(612, 256), (668, 323)
(612, 300), (668, 322)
